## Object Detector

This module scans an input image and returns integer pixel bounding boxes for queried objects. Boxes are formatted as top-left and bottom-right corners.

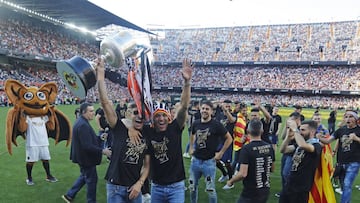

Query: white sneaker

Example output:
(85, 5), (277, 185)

(335, 188), (343, 195)
(218, 175), (229, 183)
(183, 152), (190, 158)
(26, 178), (34, 186)
(142, 193), (151, 203)
(222, 184), (234, 190)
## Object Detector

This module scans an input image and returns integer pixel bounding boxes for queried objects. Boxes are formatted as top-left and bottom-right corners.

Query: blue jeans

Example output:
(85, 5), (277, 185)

(107, 183), (142, 203)
(185, 129), (191, 153)
(339, 162), (360, 203)
(281, 154), (293, 188)
(328, 122), (335, 135)
(66, 165), (98, 203)
(231, 150), (241, 172)
(189, 157), (217, 203)
(151, 180), (185, 203)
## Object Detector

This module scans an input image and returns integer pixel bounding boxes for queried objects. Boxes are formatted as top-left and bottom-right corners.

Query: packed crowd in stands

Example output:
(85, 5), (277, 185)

(150, 21), (360, 62)
(151, 65), (360, 91)
(0, 17), (99, 61)
(1, 14), (360, 108)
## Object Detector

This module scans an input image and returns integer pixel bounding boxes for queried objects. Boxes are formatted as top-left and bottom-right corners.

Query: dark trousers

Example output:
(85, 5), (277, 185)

(66, 165), (98, 203)
(237, 190), (269, 203)
(279, 191), (308, 203)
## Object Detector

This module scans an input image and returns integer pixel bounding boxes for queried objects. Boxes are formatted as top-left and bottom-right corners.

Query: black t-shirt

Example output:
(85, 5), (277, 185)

(328, 111), (336, 123)
(144, 120), (186, 185)
(286, 141), (322, 193)
(96, 108), (109, 129)
(191, 119), (228, 160)
(269, 114), (282, 135)
(115, 104), (127, 119)
(104, 117), (148, 186)
(219, 112), (236, 136)
(239, 140), (275, 198)
(260, 118), (271, 144)
(188, 108), (201, 130)
(333, 125), (360, 164)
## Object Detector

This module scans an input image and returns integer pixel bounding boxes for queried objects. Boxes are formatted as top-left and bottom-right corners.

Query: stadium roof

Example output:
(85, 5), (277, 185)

(3, 0), (152, 34)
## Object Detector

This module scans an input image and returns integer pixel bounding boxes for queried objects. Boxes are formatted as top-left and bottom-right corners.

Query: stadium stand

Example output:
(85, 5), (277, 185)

(0, 5), (360, 109)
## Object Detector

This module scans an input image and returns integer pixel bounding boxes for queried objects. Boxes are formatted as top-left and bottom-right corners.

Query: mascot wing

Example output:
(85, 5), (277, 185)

(6, 107), (26, 155)
(47, 107), (72, 146)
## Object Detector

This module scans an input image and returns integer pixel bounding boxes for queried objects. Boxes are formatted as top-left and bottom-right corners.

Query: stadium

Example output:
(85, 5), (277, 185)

(0, 0), (359, 203)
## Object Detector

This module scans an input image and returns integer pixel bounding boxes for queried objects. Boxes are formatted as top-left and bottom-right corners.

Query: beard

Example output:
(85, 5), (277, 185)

(303, 133), (310, 140)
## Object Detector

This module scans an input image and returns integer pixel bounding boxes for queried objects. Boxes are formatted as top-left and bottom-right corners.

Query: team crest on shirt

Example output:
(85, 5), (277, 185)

(291, 148), (305, 171)
(124, 138), (147, 164)
(220, 118), (227, 127)
(151, 137), (169, 164)
(196, 128), (210, 149)
(341, 134), (353, 152)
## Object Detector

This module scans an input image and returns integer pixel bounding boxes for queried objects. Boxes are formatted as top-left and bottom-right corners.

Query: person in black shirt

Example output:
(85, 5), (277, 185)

(184, 101), (201, 158)
(95, 107), (112, 148)
(215, 100), (236, 183)
(276, 112), (301, 198)
(294, 105), (305, 121)
(96, 57), (150, 203)
(318, 110), (360, 203)
(115, 100), (127, 119)
(327, 107), (337, 135)
(269, 106), (282, 150)
(279, 120), (322, 203)
(143, 58), (193, 203)
(188, 100), (232, 203)
(248, 101), (272, 144)
(225, 119), (275, 203)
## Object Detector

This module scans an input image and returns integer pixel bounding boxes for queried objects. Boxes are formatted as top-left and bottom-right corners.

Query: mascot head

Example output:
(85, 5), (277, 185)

(5, 79), (58, 116)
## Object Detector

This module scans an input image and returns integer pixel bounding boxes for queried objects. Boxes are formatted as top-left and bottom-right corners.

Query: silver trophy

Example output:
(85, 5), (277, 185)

(56, 31), (140, 99)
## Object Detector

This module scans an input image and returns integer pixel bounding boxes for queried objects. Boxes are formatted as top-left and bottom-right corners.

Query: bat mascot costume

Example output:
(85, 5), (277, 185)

(4, 79), (71, 185)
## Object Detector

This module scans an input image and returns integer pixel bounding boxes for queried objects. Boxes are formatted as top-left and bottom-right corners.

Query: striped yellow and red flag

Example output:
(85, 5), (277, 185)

(308, 142), (336, 203)
(233, 113), (248, 151)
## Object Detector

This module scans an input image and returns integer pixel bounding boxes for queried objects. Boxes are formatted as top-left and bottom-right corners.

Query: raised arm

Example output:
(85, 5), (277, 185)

(279, 127), (296, 154)
(288, 119), (315, 152)
(176, 58), (193, 128)
(96, 57), (118, 128)
(222, 103), (236, 123)
(253, 99), (271, 122)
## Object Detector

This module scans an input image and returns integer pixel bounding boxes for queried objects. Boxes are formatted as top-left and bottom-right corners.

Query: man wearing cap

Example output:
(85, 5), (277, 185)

(318, 110), (360, 203)
(141, 58), (193, 203)
(188, 100), (233, 203)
